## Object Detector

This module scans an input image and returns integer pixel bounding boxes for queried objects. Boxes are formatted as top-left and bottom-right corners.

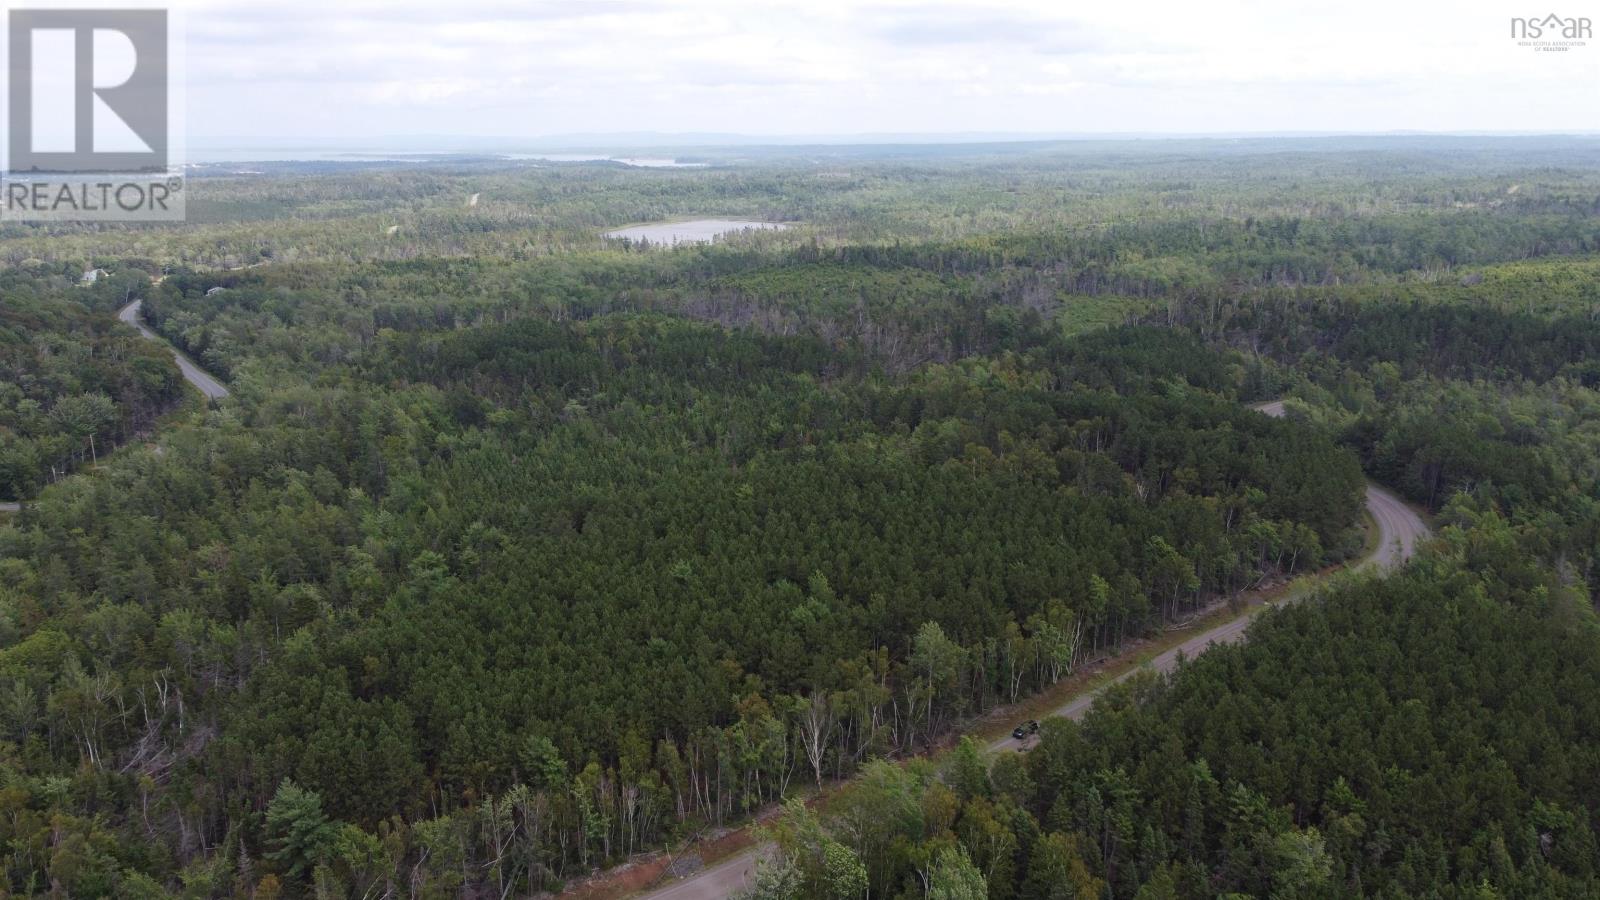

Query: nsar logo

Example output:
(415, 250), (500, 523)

(1510, 13), (1592, 52)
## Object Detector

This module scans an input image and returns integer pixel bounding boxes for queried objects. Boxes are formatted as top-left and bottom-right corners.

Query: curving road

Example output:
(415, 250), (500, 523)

(118, 300), (230, 400)
(632, 399), (1429, 900)
(985, 480), (1427, 751)
(1, 302), (231, 515)
(1254, 399), (1422, 571)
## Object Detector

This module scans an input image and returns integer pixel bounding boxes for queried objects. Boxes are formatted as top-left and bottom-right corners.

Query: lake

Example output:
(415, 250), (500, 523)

(184, 149), (710, 168)
(518, 154), (708, 168)
(604, 219), (790, 244)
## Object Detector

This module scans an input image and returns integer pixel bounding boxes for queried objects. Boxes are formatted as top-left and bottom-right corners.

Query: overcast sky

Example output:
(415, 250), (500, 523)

(179, 0), (1600, 141)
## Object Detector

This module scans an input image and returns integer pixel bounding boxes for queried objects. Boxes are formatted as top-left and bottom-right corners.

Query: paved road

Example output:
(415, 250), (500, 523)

(632, 399), (1430, 900)
(118, 300), (230, 399)
(2, 303), (233, 516)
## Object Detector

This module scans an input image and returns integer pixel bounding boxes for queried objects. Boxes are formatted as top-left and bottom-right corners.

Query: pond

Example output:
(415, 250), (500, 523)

(603, 219), (790, 245)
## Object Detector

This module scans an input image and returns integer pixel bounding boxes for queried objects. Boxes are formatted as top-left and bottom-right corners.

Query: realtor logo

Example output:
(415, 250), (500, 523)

(1510, 13), (1592, 51)
(3, 8), (183, 221)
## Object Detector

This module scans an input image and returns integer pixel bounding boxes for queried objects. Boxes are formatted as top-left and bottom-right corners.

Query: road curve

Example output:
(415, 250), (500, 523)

(118, 300), (230, 399)
(2, 302), (230, 514)
(621, 400), (1432, 900)
(1254, 399), (1424, 572)
(985, 481), (1428, 752)
(1365, 483), (1423, 570)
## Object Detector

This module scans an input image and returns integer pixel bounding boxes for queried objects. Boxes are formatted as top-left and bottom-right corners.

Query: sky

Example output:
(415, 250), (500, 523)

(173, 0), (1600, 142)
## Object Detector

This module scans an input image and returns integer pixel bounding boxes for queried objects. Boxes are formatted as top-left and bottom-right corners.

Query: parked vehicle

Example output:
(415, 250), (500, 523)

(1011, 720), (1040, 740)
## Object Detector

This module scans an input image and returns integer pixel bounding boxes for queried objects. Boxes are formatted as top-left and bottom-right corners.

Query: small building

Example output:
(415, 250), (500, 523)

(80, 268), (107, 285)
(205, 286), (226, 297)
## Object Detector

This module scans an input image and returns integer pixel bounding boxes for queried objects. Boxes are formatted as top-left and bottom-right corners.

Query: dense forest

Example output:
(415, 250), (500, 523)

(0, 138), (1597, 897)
(0, 269), (184, 501)
(749, 547), (1600, 899)
(0, 310), (1364, 895)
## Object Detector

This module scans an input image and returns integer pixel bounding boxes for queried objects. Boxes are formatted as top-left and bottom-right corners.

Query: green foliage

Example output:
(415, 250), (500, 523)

(767, 559), (1600, 899)
(0, 140), (1595, 895)
(265, 780), (337, 881)
(0, 283), (183, 498)
(737, 857), (804, 900)
(927, 844), (986, 900)
(941, 737), (990, 802)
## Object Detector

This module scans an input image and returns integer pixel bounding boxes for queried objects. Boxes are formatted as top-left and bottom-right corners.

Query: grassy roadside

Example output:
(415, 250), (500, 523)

(967, 597), (1263, 746)
(1356, 505), (1382, 560)
(966, 559), (1343, 746)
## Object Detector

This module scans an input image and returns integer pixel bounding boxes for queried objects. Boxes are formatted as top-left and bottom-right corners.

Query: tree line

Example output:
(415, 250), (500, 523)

(748, 541), (1600, 899)
(0, 315), (1361, 896)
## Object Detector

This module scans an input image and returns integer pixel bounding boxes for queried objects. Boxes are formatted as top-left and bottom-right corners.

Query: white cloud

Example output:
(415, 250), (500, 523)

(176, 0), (1600, 139)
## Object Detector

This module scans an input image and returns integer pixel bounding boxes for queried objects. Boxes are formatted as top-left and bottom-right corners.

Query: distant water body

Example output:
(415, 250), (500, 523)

(185, 148), (707, 167)
(508, 154), (707, 168)
(604, 220), (790, 244)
